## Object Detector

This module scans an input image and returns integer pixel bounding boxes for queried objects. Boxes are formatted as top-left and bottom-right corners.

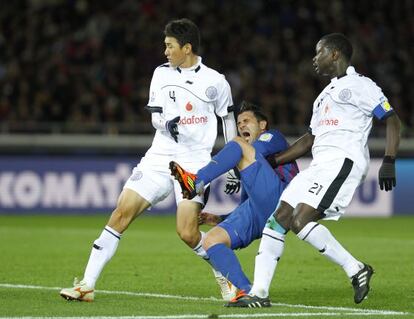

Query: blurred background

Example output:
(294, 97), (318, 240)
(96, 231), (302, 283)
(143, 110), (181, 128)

(0, 0), (412, 215)
(1, 0), (413, 136)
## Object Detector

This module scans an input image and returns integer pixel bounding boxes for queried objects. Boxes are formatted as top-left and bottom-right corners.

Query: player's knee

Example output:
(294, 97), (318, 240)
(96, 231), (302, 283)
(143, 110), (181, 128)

(290, 215), (306, 235)
(177, 229), (199, 247)
(110, 206), (135, 232)
(202, 233), (220, 251)
(274, 212), (292, 231)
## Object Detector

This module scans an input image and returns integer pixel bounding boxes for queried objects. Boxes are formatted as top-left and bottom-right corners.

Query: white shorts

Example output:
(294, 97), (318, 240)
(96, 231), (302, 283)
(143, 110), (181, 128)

(280, 157), (364, 220)
(123, 151), (210, 206)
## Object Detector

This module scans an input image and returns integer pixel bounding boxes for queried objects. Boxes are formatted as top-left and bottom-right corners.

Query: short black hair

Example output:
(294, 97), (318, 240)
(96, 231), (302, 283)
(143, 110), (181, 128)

(239, 101), (269, 130)
(320, 33), (353, 62)
(164, 18), (200, 54)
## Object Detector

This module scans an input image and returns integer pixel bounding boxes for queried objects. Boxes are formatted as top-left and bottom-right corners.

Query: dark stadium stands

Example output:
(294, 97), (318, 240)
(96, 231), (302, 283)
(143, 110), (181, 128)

(0, 0), (412, 136)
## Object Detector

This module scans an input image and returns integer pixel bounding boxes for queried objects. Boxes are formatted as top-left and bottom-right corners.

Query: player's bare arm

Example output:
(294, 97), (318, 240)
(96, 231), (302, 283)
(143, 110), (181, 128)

(384, 113), (401, 158)
(378, 112), (401, 191)
(271, 132), (314, 166)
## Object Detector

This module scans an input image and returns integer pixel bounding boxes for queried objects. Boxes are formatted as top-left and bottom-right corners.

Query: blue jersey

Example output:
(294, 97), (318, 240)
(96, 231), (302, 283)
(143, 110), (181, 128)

(253, 129), (299, 185)
(219, 129), (299, 249)
(240, 129), (299, 202)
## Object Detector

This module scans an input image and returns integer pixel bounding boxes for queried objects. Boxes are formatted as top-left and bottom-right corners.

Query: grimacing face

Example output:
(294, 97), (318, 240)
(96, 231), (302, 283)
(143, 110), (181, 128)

(164, 36), (187, 68)
(237, 111), (267, 144)
(312, 40), (335, 76)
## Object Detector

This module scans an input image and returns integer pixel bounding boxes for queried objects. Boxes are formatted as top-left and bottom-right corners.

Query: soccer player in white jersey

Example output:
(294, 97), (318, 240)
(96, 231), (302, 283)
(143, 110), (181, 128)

(227, 33), (401, 308)
(60, 18), (238, 302)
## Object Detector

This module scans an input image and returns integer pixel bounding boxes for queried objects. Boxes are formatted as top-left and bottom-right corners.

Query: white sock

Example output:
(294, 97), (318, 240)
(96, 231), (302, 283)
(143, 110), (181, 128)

(83, 226), (121, 288)
(193, 231), (222, 277)
(297, 222), (363, 277)
(250, 228), (285, 298)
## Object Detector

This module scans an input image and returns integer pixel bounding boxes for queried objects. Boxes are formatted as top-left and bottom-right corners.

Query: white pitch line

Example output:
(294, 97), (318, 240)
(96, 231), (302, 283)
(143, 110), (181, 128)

(0, 314), (411, 319)
(0, 283), (411, 317)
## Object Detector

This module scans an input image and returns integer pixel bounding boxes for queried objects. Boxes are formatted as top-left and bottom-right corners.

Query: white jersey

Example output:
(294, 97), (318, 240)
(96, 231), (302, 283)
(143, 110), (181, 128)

(146, 57), (233, 156)
(310, 66), (394, 172)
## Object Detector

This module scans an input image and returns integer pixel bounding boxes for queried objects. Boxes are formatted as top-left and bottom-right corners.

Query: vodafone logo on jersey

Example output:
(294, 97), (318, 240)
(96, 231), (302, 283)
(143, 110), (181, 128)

(179, 101), (208, 125)
(179, 115), (208, 125)
(318, 103), (339, 126)
(318, 118), (339, 126)
(185, 102), (193, 111)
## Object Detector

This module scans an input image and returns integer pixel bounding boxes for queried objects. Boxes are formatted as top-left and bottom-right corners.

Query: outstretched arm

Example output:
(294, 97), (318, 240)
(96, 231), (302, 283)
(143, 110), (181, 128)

(378, 113), (401, 191)
(269, 132), (314, 167)
(383, 113), (400, 158)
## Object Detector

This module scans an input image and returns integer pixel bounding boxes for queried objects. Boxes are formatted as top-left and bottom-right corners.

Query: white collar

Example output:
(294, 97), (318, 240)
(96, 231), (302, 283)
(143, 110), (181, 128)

(177, 56), (202, 73)
(331, 66), (355, 82)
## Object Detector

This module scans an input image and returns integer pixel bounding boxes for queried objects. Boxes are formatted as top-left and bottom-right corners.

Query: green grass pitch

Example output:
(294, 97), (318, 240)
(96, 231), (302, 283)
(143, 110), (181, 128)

(0, 215), (413, 318)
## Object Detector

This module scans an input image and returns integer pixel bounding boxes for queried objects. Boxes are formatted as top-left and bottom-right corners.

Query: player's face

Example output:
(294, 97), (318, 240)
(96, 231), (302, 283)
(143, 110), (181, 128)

(237, 111), (266, 144)
(164, 37), (187, 68)
(313, 40), (335, 76)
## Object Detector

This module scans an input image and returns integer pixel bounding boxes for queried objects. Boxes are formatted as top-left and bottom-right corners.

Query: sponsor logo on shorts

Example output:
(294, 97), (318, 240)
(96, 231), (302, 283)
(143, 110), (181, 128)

(179, 115), (208, 125)
(130, 170), (143, 181)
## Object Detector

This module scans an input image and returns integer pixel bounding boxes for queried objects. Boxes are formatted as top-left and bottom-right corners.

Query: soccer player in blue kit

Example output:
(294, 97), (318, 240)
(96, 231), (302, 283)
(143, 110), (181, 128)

(170, 101), (298, 303)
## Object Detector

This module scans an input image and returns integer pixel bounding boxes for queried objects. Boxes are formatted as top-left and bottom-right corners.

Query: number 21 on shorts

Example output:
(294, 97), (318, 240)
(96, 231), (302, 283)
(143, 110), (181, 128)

(308, 182), (323, 195)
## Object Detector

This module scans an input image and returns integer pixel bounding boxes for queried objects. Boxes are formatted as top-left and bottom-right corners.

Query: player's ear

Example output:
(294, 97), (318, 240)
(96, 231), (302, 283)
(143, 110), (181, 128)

(183, 43), (192, 54)
(259, 120), (267, 131)
(332, 49), (341, 61)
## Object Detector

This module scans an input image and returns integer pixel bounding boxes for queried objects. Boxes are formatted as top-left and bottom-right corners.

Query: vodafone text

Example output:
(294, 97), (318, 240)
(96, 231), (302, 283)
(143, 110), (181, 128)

(318, 118), (339, 126)
(179, 115), (208, 125)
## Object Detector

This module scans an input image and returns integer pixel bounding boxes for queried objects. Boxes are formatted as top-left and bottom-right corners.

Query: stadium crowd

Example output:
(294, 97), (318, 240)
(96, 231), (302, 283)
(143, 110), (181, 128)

(0, 0), (412, 135)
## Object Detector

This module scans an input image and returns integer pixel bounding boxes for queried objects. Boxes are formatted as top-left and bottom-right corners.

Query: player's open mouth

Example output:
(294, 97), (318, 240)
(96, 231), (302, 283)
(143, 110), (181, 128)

(242, 132), (250, 137)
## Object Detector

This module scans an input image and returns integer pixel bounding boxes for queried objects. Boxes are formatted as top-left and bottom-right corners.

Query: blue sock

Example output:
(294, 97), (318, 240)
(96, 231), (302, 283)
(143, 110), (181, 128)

(207, 243), (251, 292)
(266, 214), (289, 235)
(197, 141), (242, 185)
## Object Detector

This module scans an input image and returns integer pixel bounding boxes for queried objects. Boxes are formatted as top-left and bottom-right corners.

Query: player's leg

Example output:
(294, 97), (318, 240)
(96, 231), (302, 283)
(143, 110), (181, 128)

(247, 202), (291, 300)
(202, 204), (253, 294)
(60, 161), (173, 302)
(82, 189), (150, 287)
(176, 200), (203, 248)
(223, 156), (286, 307)
(60, 189), (150, 301)
(176, 198), (237, 300)
(292, 205), (372, 303)
(290, 159), (374, 303)
(292, 203), (360, 274)
(170, 137), (255, 198)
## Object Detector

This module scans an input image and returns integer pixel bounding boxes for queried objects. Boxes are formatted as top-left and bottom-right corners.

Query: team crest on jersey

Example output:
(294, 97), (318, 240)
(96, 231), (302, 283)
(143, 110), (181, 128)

(205, 86), (217, 99)
(381, 100), (392, 111)
(339, 88), (352, 102)
(259, 133), (273, 142)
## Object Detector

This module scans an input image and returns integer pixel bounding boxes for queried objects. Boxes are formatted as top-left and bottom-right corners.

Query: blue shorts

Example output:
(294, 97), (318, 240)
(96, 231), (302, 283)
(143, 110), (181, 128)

(218, 153), (285, 249)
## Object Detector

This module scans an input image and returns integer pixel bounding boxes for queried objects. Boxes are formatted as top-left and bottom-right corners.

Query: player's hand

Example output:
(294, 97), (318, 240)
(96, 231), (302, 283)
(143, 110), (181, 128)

(224, 168), (241, 195)
(198, 212), (223, 226)
(378, 156), (396, 191)
(165, 116), (180, 143)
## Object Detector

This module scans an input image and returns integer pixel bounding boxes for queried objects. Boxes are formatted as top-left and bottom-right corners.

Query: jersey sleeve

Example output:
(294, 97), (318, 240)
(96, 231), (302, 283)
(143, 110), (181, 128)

(358, 81), (394, 120)
(214, 76), (234, 117)
(252, 130), (289, 157)
(147, 69), (165, 111)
